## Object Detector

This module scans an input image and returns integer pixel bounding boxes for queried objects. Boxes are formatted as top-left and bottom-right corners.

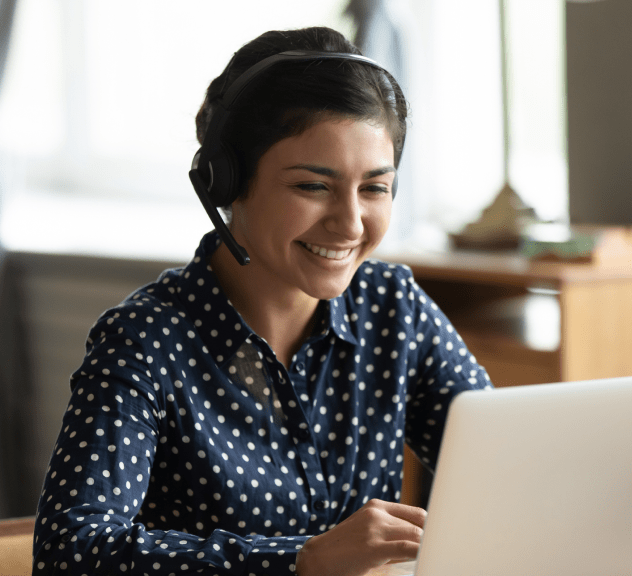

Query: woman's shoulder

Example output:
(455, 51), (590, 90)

(340, 259), (441, 330)
(93, 231), (221, 329)
(88, 266), (188, 339)
(346, 258), (416, 301)
(70, 265), (199, 397)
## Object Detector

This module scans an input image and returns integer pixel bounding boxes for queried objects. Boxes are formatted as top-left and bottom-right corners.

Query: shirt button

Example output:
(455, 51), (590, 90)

(295, 362), (305, 372)
(61, 534), (72, 543)
(314, 500), (325, 511)
(297, 429), (310, 441)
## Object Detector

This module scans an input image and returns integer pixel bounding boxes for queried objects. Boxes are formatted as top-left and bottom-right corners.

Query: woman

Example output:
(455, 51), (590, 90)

(33, 27), (491, 576)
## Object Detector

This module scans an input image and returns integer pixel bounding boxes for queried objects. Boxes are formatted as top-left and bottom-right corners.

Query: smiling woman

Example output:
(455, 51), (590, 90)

(32, 26), (492, 576)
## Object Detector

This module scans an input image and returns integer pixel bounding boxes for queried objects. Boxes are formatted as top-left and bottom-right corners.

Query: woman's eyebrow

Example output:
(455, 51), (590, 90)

(284, 164), (396, 179)
(363, 166), (396, 179)
(284, 164), (343, 178)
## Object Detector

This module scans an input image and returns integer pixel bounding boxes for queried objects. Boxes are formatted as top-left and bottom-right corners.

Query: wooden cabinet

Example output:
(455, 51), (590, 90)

(395, 247), (632, 506)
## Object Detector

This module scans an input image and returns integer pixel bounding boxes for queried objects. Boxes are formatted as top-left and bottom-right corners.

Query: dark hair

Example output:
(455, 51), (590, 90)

(195, 27), (408, 202)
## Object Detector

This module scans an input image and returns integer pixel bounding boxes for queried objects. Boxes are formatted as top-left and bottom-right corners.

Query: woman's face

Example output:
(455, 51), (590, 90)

(230, 116), (395, 301)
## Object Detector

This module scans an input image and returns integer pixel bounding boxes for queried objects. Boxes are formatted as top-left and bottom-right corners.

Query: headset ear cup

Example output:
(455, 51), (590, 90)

(207, 142), (241, 207)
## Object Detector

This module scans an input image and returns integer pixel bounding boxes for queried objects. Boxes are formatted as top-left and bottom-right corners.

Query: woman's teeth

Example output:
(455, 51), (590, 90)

(302, 242), (351, 260)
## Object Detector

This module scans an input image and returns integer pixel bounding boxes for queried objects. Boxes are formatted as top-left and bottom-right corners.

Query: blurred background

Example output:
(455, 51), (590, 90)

(0, 0), (630, 518)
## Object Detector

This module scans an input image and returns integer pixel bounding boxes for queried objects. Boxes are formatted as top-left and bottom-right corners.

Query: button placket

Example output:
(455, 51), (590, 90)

(280, 342), (332, 522)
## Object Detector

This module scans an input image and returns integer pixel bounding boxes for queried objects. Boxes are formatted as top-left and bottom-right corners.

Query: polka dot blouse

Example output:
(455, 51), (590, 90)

(33, 231), (492, 575)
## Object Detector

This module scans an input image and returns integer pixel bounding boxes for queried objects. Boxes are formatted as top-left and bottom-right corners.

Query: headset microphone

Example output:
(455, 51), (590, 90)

(189, 50), (403, 266)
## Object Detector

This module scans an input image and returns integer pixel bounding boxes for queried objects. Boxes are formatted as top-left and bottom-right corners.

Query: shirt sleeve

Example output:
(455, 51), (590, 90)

(33, 313), (308, 576)
(404, 271), (493, 472)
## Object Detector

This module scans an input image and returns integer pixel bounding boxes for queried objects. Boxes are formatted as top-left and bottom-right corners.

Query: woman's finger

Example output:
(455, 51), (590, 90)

(363, 498), (428, 529)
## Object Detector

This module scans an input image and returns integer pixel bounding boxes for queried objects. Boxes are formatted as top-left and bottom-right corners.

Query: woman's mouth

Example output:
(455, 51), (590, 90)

(300, 242), (352, 260)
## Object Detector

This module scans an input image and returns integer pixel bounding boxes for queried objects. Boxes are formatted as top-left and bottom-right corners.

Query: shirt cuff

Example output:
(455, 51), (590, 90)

(245, 534), (310, 575)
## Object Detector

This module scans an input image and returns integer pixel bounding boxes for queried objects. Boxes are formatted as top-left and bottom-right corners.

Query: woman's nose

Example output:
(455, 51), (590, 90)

(323, 192), (363, 240)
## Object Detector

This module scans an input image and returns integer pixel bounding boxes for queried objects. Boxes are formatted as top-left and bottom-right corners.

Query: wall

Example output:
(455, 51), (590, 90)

(567, 0), (632, 225)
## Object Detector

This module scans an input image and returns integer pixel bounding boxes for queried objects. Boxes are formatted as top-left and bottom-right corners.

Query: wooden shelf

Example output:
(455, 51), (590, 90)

(380, 246), (632, 287)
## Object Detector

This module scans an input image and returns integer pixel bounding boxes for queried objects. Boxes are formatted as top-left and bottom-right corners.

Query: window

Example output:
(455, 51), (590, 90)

(0, 0), (566, 257)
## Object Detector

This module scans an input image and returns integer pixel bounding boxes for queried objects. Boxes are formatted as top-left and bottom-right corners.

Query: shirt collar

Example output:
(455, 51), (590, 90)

(324, 292), (359, 346)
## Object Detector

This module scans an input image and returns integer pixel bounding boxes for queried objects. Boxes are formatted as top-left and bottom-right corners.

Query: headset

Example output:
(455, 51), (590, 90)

(189, 50), (404, 266)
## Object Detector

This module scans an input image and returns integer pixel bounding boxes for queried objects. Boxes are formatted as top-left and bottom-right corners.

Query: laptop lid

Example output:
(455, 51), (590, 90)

(414, 377), (632, 576)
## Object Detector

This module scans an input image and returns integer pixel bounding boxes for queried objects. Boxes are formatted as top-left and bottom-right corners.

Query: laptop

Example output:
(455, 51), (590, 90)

(412, 377), (632, 576)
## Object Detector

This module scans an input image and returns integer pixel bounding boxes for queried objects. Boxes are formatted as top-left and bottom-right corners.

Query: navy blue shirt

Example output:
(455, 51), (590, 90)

(33, 231), (491, 575)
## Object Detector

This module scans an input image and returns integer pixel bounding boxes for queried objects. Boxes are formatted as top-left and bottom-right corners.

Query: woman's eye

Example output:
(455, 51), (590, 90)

(365, 185), (390, 194)
(296, 183), (328, 192)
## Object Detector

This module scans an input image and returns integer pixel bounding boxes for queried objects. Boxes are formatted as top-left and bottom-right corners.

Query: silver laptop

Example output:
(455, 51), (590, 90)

(413, 377), (632, 576)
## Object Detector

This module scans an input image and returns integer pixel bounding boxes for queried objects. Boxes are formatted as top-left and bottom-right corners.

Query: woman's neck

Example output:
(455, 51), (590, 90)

(208, 242), (321, 368)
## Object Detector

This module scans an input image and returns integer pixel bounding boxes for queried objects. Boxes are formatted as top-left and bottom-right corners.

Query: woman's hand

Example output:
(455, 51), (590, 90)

(295, 499), (426, 576)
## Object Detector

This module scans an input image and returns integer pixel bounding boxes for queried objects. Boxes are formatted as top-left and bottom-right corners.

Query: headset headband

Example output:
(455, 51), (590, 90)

(221, 51), (394, 108)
